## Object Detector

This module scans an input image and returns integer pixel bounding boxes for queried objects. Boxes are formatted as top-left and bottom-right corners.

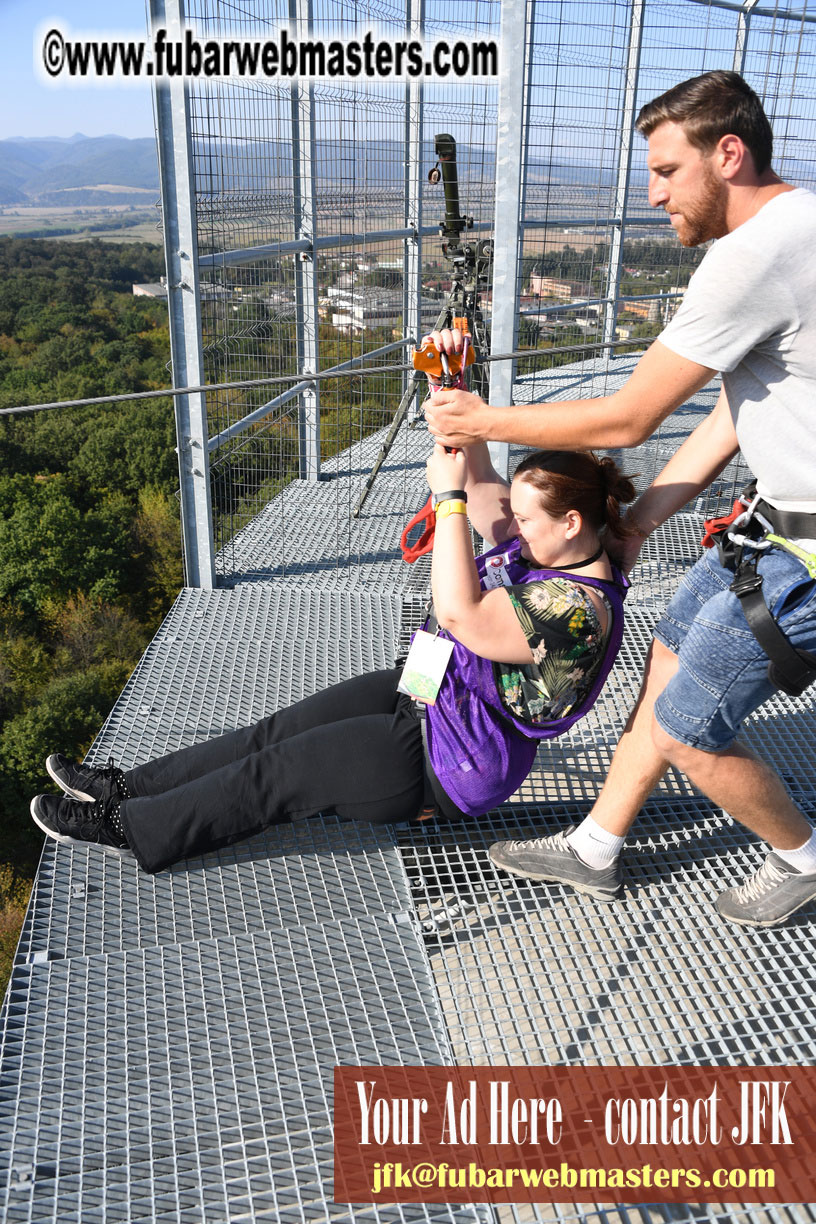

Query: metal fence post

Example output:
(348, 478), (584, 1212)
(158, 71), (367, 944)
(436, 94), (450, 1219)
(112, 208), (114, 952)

(149, 0), (216, 589)
(488, 0), (532, 479)
(734, 0), (759, 72)
(291, 0), (321, 481)
(403, 0), (425, 378)
(603, 0), (645, 359)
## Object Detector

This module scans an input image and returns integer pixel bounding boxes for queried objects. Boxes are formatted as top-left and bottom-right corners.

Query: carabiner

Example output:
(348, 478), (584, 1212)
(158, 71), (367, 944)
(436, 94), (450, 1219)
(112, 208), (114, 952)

(729, 489), (763, 534)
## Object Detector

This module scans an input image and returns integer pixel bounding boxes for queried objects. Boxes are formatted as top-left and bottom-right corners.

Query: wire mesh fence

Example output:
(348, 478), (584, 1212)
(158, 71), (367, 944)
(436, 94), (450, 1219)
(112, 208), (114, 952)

(169, 0), (816, 582)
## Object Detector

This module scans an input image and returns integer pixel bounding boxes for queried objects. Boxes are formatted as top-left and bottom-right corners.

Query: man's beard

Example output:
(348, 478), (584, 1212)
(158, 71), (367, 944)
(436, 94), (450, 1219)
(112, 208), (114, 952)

(672, 162), (728, 247)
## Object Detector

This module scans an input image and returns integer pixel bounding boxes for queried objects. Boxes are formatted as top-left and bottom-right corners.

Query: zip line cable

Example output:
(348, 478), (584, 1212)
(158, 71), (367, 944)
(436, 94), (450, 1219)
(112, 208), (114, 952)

(0, 334), (655, 420)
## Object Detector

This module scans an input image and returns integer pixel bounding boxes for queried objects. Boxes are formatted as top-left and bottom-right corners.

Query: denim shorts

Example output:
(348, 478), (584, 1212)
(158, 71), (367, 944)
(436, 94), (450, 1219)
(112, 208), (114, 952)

(653, 544), (816, 752)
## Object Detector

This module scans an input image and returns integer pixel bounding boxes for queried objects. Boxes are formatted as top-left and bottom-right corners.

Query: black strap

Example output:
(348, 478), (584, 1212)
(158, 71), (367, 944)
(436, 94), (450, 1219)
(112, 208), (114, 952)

(415, 703), (470, 821)
(755, 499), (816, 539)
(433, 489), (467, 507)
(730, 558), (816, 697)
(554, 544), (605, 571)
(418, 714), (436, 812)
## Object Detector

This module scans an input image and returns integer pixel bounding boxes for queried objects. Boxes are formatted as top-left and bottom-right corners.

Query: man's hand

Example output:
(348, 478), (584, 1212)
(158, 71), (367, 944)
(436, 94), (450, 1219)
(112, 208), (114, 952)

(418, 325), (496, 445)
(425, 386), (493, 448)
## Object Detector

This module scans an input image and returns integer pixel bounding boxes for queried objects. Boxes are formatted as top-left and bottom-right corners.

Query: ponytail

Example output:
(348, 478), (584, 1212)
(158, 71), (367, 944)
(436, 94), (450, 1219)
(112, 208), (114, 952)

(596, 454), (638, 543)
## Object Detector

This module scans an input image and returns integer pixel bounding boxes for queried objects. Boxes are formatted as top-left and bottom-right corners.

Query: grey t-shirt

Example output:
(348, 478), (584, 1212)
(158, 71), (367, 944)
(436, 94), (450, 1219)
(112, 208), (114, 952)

(659, 187), (816, 511)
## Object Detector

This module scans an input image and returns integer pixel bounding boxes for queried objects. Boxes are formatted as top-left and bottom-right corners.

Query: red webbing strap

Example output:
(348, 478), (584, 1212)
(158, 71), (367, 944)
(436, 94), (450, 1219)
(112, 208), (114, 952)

(400, 494), (436, 562)
(700, 498), (745, 549)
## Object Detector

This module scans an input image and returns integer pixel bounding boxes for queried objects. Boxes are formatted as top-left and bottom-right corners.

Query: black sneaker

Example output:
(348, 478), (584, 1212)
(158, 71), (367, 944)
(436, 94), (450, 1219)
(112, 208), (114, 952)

(45, 754), (128, 804)
(30, 793), (132, 859)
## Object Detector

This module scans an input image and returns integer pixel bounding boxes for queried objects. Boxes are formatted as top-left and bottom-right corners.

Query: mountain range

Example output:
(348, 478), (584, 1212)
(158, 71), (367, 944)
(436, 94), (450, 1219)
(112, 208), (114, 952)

(0, 133), (620, 209)
(0, 135), (159, 206)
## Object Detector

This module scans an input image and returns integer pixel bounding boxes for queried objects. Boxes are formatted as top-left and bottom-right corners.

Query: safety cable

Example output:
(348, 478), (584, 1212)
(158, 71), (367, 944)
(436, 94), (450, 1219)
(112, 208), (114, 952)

(0, 334), (656, 418)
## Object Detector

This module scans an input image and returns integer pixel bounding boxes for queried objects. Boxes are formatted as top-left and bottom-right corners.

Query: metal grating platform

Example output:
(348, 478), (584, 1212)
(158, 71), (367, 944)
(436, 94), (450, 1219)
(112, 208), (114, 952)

(219, 426), (433, 591)
(13, 817), (412, 963)
(1, 583), (495, 1223)
(84, 587), (403, 769)
(2, 355), (815, 1222)
(396, 796), (816, 1224)
(2, 916), (485, 1224)
(398, 799), (816, 1067)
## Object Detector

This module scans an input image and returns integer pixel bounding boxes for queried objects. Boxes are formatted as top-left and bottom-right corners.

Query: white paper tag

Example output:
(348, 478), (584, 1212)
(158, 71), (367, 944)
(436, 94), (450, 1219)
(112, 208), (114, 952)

(397, 630), (454, 705)
(482, 551), (514, 589)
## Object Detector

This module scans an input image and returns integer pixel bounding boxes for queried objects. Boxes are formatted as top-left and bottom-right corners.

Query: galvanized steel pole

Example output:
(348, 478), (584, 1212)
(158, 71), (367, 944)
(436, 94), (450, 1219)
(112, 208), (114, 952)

(734, 0), (760, 71)
(488, 0), (532, 480)
(403, 0), (425, 399)
(603, 0), (645, 358)
(291, 0), (321, 482)
(150, 0), (216, 589)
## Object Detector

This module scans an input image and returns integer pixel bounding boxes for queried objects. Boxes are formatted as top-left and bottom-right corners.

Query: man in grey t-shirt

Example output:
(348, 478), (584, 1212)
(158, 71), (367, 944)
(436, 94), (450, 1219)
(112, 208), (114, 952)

(425, 71), (816, 927)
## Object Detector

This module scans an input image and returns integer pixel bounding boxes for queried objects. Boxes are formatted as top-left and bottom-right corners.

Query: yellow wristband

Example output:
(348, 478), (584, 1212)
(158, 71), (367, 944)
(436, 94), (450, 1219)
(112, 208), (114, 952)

(435, 499), (468, 519)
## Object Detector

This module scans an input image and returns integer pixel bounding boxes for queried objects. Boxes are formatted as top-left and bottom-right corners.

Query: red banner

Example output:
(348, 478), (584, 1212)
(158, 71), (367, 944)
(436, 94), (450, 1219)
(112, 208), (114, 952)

(334, 1065), (816, 1204)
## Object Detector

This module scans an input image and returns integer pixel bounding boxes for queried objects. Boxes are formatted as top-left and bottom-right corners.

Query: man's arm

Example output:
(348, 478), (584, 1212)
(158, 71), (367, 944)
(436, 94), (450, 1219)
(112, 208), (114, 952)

(611, 385), (739, 573)
(627, 384), (740, 537)
(425, 340), (716, 451)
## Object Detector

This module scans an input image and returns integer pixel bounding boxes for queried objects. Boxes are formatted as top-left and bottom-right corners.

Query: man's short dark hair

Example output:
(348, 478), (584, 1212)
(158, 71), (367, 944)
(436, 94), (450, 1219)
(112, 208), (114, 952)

(636, 70), (773, 174)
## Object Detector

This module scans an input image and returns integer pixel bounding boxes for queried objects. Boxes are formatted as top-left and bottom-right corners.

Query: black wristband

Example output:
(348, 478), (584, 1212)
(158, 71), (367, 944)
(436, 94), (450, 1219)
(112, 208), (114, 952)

(432, 489), (468, 508)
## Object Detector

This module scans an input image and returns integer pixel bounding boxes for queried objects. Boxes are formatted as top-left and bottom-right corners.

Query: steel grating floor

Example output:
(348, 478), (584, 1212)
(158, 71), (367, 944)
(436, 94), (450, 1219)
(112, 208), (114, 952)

(398, 799), (816, 1069)
(2, 357), (815, 1223)
(81, 587), (404, 769)
(3, 916), (485, 1224)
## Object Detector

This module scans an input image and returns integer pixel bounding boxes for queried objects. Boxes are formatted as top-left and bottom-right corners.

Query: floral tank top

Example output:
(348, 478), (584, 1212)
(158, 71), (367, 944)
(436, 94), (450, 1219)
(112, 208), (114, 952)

(494, 577), (612, 724)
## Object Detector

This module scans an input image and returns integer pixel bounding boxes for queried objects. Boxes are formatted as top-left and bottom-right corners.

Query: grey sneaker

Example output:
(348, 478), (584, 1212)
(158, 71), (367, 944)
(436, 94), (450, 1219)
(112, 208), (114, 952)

(488, 826), (623, 902)
(716, 853), (816, 927)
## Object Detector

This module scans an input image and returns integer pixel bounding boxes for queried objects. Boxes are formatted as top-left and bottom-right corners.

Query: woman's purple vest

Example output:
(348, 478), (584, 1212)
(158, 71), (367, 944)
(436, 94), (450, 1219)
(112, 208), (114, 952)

(424, 536), (629, 818)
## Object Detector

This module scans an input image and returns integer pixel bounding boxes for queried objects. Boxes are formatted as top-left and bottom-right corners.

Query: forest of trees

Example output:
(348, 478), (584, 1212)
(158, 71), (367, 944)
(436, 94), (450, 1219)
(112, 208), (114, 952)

(0, 238), (181, 986)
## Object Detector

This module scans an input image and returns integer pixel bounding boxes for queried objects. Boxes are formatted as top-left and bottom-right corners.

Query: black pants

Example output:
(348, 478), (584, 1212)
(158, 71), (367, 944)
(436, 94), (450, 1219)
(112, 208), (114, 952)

(119, 668), (425, 873)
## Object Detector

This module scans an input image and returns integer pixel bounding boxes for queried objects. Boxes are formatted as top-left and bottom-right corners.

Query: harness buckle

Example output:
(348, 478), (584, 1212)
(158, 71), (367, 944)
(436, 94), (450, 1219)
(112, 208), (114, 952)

(729, 567), (763, 599)
(727, 528), (772, 553)
(702, 485), (767, 555)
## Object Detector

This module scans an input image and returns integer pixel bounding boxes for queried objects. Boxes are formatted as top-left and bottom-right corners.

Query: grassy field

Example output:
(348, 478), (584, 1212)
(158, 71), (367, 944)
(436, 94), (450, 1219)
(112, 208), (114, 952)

(0, 202), (161, 243)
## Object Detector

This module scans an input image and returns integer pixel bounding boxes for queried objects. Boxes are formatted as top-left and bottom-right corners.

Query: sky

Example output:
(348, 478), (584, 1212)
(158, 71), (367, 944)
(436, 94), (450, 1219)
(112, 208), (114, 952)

(1, 0), (155, 140)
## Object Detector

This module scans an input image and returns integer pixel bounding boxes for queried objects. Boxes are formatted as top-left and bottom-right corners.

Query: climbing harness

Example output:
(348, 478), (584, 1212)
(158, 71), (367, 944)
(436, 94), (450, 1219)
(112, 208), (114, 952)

(701, 486), (816, 696)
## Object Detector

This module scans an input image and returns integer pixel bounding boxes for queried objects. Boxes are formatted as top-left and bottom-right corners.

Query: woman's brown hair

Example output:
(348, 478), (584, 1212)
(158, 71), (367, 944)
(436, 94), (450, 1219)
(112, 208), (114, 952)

(513, 449), (637, 544)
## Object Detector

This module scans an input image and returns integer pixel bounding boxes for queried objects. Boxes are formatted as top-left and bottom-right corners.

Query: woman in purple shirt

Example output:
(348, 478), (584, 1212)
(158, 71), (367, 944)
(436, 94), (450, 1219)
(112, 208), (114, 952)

(31, 442), (634, 874)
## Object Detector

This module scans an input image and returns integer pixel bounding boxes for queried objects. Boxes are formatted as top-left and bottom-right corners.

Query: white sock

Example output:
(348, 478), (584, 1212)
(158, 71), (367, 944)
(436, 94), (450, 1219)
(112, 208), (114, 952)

(566, 815), (625, 869)
(772, 826), (816, 874)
